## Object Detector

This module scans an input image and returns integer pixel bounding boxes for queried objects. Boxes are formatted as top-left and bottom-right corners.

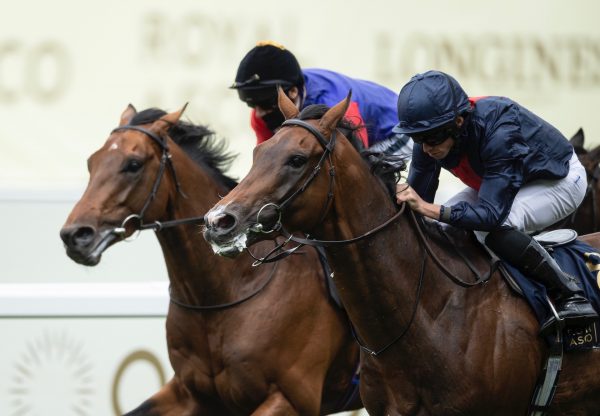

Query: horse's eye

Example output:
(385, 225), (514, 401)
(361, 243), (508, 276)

(286, 155), (307, 169)
(122, 158), (143, 173)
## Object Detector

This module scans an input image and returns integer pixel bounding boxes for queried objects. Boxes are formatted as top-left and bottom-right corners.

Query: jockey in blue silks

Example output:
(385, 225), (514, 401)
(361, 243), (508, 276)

(230, 41), (413, 159)
(394, 70), (598, 334)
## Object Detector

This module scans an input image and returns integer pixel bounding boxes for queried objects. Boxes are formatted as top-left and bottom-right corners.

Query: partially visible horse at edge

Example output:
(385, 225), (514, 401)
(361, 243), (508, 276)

(550, 127), (600, 234)
(203, 91), (600, 415)
(60, 105), (362, 415)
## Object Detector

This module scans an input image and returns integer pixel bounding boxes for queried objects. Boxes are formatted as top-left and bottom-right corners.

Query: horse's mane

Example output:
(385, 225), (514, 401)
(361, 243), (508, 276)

(296, 104), (405, 200)
(130, 108), (238, 190)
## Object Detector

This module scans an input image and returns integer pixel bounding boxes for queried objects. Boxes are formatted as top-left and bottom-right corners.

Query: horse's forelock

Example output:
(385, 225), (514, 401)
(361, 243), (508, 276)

(130, 108), (167, 126)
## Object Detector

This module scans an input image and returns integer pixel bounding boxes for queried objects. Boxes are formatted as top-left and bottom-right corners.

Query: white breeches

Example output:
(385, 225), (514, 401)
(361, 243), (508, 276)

(444, 151), (587, 242)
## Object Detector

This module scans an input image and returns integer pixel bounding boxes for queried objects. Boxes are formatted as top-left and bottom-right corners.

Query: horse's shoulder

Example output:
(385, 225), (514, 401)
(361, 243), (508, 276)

(421, 218), (482, 253)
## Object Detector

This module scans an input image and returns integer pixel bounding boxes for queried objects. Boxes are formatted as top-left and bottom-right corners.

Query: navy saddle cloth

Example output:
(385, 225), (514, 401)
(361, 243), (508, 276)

(502, 239), (600, 325)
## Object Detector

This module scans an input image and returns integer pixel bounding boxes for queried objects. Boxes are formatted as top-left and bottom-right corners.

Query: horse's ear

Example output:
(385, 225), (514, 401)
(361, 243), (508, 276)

(152, 103), (188, 135)
(569, 128), (585, 149)
(278, 86), (299, 120)
(319, 90), (351, 136)
(119, 104), (137, 126)
(588, 144), (600, 164)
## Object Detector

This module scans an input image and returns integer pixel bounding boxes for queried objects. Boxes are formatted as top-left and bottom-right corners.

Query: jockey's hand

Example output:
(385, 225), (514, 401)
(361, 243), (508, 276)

(395, 183), (442, 220)
(395, 183), (423, 210)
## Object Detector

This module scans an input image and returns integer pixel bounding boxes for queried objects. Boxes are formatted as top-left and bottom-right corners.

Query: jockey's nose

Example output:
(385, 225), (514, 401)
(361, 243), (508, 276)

(254, 106), (273, 119)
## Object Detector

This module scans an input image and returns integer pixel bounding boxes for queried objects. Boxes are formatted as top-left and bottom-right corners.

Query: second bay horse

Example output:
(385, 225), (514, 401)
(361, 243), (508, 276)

(204, 91), (600, 415)
(60, 105), (361, 415)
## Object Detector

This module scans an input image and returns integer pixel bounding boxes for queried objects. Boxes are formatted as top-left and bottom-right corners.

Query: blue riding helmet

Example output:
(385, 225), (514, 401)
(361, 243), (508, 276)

(393, 70), (471, 135)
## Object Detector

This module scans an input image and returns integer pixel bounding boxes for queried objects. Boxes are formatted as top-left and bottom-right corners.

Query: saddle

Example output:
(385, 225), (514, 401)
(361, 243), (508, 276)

(424, 220), (600, 351)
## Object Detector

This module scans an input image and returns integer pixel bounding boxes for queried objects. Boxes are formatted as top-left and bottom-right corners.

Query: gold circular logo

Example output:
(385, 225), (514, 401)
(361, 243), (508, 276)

(111, 349), (166, 415)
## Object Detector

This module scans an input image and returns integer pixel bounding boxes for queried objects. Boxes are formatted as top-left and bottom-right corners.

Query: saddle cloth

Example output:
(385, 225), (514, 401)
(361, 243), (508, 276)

(501, 239), (600, 348)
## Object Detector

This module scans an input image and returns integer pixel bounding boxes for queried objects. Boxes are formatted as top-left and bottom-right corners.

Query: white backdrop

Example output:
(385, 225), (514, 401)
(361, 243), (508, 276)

(0, 1), (599, 415)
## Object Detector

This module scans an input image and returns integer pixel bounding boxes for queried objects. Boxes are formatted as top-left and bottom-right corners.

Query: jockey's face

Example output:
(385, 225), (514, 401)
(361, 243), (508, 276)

(422, 137), (455, 160)
(253, 87), (300, 118)
(417, 116), (464, 160)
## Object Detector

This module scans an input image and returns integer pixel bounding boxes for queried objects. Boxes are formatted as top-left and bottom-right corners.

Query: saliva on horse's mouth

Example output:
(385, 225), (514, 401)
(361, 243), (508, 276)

(208, 232), (248, 257)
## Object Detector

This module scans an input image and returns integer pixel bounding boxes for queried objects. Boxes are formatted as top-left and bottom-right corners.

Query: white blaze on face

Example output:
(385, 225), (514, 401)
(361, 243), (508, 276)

(108, 142), (119, 151)
(206, 203), (229, 225)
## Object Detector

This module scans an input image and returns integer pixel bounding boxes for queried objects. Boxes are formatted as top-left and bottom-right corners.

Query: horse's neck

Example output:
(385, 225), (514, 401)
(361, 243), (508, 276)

(155, 148), (250, 304)
(319, 155), (488, 353)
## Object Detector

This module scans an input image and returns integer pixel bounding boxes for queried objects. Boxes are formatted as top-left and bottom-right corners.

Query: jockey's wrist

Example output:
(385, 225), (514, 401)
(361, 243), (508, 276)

(439, 205), (451, 222)
(420, 202), (442, 220)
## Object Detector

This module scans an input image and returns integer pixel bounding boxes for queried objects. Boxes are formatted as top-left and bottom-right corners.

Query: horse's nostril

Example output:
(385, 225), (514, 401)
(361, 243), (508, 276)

(216, 214), (235, 231)
(62, 226), (95, 247)
(74, 227), (94, 242)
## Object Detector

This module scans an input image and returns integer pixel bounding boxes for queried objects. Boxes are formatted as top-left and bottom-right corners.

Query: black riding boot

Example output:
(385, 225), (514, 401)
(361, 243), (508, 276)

(485, 229), (598, 334)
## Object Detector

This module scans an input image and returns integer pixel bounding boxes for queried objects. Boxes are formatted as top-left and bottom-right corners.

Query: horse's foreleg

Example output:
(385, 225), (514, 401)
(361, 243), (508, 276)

(250, 391), (302, 416)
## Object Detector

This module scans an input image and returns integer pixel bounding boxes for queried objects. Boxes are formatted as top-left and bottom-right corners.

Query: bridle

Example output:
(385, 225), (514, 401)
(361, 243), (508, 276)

(107, 125), (205, 239)
(266, 119), (338, 224)
(106, 124), (279, 311)
(244, 118), (338, 265)
(247, 116), (495, 356)
(245, 118), (406, 265)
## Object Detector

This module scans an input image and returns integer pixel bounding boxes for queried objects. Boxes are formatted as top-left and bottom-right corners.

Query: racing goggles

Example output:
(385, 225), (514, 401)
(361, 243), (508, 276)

(411, 125), (457, 146)
(237, 87), (280, 109)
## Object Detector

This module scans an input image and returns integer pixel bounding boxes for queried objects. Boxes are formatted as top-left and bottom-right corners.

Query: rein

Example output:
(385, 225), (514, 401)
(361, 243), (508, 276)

(169, 260), (279, 311)
(256, 117), (495, 287)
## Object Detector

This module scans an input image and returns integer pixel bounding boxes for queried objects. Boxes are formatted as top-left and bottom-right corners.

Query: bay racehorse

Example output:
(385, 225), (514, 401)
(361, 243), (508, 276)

(551, 128), (600, 234)
(60, 105), (361, 415)
(203, 91), (600, 415)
